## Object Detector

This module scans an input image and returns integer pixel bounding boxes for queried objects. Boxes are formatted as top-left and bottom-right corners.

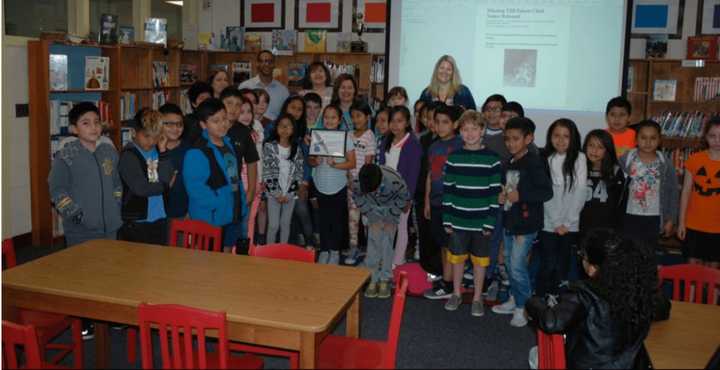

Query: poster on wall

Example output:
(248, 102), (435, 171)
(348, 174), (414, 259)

(698, 0), (720, 35)
(630, 0), (684, 39)
(242, 0), (285, 31)
(353, 0), (386, 33)
(295, 0), (342, 31)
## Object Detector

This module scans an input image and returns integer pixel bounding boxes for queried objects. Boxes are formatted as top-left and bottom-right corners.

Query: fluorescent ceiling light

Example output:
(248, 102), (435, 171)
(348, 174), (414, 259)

(166, 0), (183, 6)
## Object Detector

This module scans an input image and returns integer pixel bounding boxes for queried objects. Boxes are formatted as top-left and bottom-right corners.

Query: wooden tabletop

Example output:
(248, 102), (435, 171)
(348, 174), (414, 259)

(2, 240), (370, 333)
(645, 300), (720, 369)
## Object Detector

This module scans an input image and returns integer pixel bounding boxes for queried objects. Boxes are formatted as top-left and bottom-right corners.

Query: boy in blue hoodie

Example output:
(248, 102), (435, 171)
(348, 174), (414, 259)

(49, 102), (123, 247)
(183, 98), (248, 252)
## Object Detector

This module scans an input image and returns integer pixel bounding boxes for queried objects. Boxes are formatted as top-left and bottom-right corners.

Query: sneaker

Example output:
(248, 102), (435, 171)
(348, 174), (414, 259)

(413, 248), (420, 261)
(423, 282), (453, 300)
(528, 346), (539, 370)
(510, 307), (528, 327)
(82, 325), (95, 340)
(364, 282), (378, 298)
(444, 294), (462, 311)
(328, 251), (340, 265)
(318, 251), (329, 264)
(427, 273), (442, 283)
(378, 281), (391, 298)
(492, 296), (517, 315)
(484, 280), (500, 301)
(471, 299), (485, 317)
(344, 246), (360, 265)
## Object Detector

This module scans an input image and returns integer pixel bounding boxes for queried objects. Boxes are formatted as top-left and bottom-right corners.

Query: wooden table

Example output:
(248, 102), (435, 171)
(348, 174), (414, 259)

(2, 240), (370, 369)
(645, 300), (720, 369)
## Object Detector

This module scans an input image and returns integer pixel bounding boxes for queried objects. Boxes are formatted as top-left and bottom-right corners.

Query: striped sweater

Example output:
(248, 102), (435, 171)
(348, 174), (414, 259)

(442, 148), (502, 232)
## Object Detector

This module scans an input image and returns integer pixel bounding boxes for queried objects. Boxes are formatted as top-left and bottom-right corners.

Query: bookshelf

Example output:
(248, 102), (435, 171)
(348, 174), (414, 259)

(28, 39), (383, 245)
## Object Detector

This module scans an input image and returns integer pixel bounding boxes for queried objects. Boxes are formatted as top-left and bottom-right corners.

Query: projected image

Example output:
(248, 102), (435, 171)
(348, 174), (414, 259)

(503, 49), (537, 88)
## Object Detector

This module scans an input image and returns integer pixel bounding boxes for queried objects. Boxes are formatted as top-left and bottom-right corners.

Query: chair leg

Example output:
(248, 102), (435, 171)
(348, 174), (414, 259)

(71, 319), (84, 369)
(127, 327), (137, 364)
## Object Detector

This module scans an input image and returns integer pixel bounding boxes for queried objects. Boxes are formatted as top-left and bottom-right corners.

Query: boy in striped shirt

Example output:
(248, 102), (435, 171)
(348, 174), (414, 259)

(442, 110), (502, 316)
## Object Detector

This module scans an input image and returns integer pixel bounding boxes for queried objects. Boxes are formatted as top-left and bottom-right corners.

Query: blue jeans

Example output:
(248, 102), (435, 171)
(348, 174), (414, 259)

(503, 231), (537, 308)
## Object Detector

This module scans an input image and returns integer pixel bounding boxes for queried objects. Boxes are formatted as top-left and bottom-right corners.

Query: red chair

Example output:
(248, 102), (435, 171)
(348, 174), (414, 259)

(168, 219), (223, 252)
(537, 330), (566, 370)
(658, 264), (720, 304)
(316, 271), (409, 369)
(3, 321), (44, 369)
(2, 239), (84, 369)
(248, 243), (315, 263)
(137, 303), (263, 369)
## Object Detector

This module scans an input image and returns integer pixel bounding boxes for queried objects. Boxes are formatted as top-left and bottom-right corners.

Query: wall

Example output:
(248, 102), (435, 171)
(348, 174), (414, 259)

(196, 0), (386, 53)
(628, 0), (699, 59)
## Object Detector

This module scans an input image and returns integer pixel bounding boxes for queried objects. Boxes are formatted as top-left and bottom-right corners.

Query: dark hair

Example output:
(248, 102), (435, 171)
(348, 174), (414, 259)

(127, 107), (151, 131)
(238, 88), (257, 103)
(332, 74), (358, 105)
(302, 62), (332, 90)
(208, 69), (230, 87)
(605, 96), (632, 115)
(220, 86), (244, 101)
(69, 102), (100, 126)
(195, 98), (226, 123)
(158, 103), (183, 117)
(257, 50), (274, 62)
(279, 95), (307, 139)
(413, 99), (426, 113)
(254, 88), (270, 103)
(434, 103), (462, 123)
(502, 101), (525, 117)
(415, 103), (428, 133)
(583, 129), (619, 183)
(425, 101), (440, 113)
(703, 116), (720, 148)
(481, 94), (507, 112)
(386, 86), (409, 104)
(634, 119), (662, 138)
(505, 117), (534, 137)
(321, 104), (344, 129)
(544, 119), (582, 192)
(359, 163), (382, 194)
(350, 99), (373, 117)
(266, 113), (299, 160)
(187, 81), (213, 108)
(580, 228), (658, 349)
(383, 106), (412, 153)
(303, 92), (322, 107)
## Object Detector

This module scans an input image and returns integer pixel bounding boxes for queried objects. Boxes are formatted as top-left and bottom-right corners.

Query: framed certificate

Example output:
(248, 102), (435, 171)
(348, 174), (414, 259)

(310, 129), (347, 157)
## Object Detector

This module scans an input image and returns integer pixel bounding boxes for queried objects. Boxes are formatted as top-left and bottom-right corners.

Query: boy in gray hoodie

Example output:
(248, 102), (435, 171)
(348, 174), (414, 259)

(49, 102), (123, 246)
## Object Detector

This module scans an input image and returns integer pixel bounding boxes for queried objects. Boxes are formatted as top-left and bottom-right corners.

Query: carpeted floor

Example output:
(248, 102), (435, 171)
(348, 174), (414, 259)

(13, 244), (537, 369)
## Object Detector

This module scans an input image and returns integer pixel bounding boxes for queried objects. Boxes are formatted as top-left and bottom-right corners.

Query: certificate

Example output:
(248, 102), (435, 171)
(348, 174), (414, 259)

(309, 129), (347, 157)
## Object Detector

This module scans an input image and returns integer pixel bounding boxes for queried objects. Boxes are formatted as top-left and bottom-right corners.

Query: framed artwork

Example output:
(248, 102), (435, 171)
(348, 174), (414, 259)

(295, 0), (342, 31)
(630, 0), (685, 39)
(353, 0), (387, 33)
(697, 0), (720, 35)
(242, 0), (285, 31)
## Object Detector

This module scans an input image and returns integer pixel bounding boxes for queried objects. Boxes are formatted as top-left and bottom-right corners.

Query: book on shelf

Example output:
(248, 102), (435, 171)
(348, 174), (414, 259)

(646, 34), (668, 59)
(84, 56), (109, 91)
(50, 101), (73, 136)
(119, 26), (134, 45)
(371, 56), (385, 83)
(687, 36), (719, 60)
(152, 61), (170, 88)
(49, 54), (68, 91)
(209, 64), (229, 73)
(144, 17), (168, 46)
(626, 65), (634, 93)
(151, 91), (169, 110)
(120, 92), (140, 121)
(198, 32), (214, 50)
(287, 63), (308, 89)
(654, 111), (709, 139)
(694, 77), (720, 102)
(121, 127), (133, 147)
(324, 61), (358, 81)
(652, 80), (677, 102)
(244, 33), (262, 52)
(304, 30), (327, 53)
(99, 14), (119, 45)
(180, 64), (198, 84)
(232, 62), (252, 85)
(224, 26), (244, 51)
(336, 33), (352, 53)
(272, 30), (297, 55)
(179, 89), (192, 114)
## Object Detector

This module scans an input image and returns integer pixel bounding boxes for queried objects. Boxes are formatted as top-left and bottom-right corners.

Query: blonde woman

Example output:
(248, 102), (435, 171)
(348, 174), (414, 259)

(419, 55), (476, 110)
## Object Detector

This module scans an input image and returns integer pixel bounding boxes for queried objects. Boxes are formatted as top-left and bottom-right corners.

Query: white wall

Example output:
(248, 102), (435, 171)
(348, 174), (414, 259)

(196, 0), (386, 53)
(1, 45), (33, 239)
(628, 0), (699, 59)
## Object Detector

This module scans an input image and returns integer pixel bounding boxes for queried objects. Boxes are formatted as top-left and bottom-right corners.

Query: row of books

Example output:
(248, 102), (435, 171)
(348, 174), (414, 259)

(663, 147), (703, 178)
(201, 28), (334, 53)
(152, 61), (170, 88)
(370, 56), (385, 83)
(654, 111), (713, 139)
(50, 55), (110, 91)
(694, 77), (720, 102)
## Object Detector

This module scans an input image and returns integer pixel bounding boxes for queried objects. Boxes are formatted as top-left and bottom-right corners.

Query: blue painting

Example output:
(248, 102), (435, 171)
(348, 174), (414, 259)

(634, 4), (669, 28)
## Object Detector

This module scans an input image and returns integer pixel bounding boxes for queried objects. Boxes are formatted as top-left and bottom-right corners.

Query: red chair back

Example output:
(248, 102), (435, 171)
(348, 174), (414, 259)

(248, 243), (315, 263)
(3, 238), (17, 269)
(138, 303), (229, 369)
(537, 330), (566, 370)
(168, 220), (223, 252)
(384, 271), (409, 369)
(2, 321), (44, 369)
(658, 264), (720, 304)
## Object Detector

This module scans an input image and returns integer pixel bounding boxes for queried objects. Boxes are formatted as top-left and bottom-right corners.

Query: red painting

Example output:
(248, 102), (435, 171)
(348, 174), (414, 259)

(251, 3), (275, 23)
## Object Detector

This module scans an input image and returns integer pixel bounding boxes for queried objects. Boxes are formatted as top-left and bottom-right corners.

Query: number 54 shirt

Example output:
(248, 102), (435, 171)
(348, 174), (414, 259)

(579, 166), (626, 235)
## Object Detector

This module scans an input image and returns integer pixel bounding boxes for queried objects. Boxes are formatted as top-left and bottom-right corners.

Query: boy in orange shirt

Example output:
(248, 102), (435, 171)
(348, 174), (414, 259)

(605, 96), (636, 157)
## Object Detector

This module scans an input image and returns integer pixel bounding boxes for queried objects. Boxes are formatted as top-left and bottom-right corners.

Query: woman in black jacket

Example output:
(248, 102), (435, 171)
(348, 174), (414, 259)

(526, 228), (671, 369)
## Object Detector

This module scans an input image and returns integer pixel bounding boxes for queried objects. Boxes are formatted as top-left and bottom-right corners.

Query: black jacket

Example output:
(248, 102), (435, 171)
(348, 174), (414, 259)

(579, 166), (626, 235)
(119, 144), (174, 222)
(503, 151), (553, 235)
(526, 281), (671, 369)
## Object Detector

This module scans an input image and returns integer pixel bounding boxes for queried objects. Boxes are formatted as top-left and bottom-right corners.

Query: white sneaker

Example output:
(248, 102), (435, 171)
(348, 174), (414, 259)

(510, 307), (528, 327)
(328, 251), (340, 265)
(491, 296), (516, 315)
(318, 251), (329, 264)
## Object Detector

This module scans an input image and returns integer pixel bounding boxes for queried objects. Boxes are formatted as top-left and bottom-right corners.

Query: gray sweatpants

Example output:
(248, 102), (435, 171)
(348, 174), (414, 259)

(366, 222), (397, 283)
(266, 196), (296, 245)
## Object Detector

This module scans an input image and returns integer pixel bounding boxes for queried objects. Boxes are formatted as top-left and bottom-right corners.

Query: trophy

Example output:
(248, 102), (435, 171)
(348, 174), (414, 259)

(351, 12), (368, 53)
